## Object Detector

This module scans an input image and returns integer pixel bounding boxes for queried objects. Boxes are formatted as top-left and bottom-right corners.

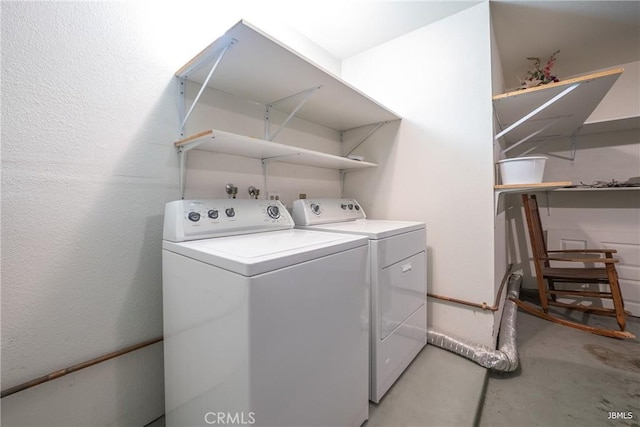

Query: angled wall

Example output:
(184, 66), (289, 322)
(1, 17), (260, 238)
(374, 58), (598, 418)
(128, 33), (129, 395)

(341, 3), (497, 346)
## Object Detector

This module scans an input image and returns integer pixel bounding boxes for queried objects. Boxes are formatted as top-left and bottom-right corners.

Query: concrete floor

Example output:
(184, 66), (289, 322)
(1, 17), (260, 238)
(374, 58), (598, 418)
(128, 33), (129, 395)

(366, 344), (486, 427)
(479, 308), (640, 427)
(148, 308), (640, 427)
(148, 344), (488, 427)
(367, 309), (640, 427)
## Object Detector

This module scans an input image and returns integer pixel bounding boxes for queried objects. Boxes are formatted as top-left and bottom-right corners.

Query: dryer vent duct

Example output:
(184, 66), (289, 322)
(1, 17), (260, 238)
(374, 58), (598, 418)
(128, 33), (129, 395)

(427, 274), (521, 373)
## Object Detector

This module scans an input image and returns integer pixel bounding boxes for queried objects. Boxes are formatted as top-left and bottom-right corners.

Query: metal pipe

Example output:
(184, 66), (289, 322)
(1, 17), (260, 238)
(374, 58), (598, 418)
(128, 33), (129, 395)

(427, 264), (512, 312)
(427, 293), (499, 311)
(2, 275), (520, 397)
(1, 336), (163, 398)
(427, 274), (521, 372)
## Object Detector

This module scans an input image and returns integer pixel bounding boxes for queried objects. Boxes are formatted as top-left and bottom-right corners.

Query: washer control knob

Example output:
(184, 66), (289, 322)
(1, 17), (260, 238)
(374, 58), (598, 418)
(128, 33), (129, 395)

(354, 204), (360, 211)
(341, 203), (347, 210)
(188, 212), (201, 222)
(266, 205), (280, 219)
(208, 209), (219, 219)
(348, 203), (354, 210)
(225, 208), (235, 218)
(310, 203), (321, 215)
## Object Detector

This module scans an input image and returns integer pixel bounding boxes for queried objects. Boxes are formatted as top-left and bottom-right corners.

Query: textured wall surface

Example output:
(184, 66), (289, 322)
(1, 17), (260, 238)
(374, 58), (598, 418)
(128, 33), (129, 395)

(1, 2), (178, 425)
(1, 2), (342, 425)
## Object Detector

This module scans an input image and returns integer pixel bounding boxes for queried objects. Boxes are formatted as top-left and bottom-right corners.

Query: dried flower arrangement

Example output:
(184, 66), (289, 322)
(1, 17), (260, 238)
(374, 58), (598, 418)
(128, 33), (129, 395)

(519, 50), (560, 89)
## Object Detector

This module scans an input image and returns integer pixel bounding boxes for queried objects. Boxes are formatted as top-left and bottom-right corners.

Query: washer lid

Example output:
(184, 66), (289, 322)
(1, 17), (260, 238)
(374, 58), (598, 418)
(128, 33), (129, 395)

(301, 219), (425, 240)
(163, 229), (368, 276)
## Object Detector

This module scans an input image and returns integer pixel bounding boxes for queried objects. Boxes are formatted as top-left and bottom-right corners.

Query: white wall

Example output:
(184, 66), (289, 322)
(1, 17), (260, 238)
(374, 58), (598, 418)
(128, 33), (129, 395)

(586, 60), (640, 124)
(341, 3), (497, 346)
(1, 3), (174, 424)
(1, 2), (342, 425)
(490, 13), (509, 339)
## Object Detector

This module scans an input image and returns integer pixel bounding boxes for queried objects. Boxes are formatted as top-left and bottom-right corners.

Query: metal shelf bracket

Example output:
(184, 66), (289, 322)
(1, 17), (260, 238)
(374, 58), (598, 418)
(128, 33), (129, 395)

(261, 153), (302, 164)
(178, 139), (207, 199)
(178, 39), (237, 137)
(265, 85), (322, 141)
(501, 116), (568, 155)
(495, 83), (581, 141)
(343, 121), (388, 157)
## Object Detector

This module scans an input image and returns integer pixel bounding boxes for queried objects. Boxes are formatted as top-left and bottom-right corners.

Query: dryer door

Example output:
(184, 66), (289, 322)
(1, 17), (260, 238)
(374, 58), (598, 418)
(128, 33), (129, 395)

(377, 251), (426, 340)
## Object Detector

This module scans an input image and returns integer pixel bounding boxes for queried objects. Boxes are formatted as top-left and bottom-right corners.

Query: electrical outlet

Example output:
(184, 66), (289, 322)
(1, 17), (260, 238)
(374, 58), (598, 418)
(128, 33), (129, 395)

(268, 192), (281, 201)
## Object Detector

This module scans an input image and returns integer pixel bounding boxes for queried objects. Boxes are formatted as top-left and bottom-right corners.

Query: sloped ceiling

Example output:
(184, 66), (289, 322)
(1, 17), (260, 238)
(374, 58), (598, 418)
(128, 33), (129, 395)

(285, 1), (481, 59)
(286, 1), (640, 90)
(491, 1), (640, 89)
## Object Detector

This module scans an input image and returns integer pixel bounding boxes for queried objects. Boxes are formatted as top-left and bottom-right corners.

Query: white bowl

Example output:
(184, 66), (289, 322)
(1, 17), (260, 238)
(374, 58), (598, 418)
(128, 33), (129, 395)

(497, 156), (547, 185)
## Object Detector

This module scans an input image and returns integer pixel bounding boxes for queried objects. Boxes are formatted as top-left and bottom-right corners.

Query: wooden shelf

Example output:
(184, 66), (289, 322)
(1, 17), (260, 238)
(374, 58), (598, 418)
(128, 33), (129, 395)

(494, 182), (572, 197)
(494, 181), (572, 190)
(176, 19), (400, 131)
(175, 129), (378, 170)
(493, 68), (623, 147)
(493, 181), (572, 213)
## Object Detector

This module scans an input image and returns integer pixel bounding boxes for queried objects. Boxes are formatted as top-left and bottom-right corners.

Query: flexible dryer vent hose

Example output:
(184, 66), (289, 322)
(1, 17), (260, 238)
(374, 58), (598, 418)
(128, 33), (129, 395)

(427, 274), (521, 372)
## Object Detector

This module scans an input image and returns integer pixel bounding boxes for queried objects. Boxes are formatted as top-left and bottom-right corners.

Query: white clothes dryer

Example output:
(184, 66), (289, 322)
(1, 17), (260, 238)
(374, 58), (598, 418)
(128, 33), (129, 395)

(162, 199), (369, 427)
(292, 198), (427, 403)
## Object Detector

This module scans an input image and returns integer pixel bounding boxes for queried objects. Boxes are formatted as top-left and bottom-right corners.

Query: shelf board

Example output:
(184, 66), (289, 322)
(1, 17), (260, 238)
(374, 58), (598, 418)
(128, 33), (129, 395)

(580, 116), (640, 135)
(176, 20), (400, 131)
(494, 181), (572, 190)
(493, 68), (623, 146)
(494, 181), (572, 193)
(175, 129), (378, 170)
(493, 182), (572, 214)
(555, 186), (640, 192)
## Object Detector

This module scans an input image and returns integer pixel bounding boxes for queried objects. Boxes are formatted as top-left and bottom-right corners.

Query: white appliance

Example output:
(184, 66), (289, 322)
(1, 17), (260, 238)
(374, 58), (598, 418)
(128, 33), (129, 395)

(292, 198), (427, 403)
(162, 199), (369, 427)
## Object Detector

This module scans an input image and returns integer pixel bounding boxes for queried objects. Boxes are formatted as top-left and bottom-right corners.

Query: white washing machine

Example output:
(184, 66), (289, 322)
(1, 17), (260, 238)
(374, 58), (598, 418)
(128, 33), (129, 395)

(292, 198), (427, 403)
(162, 199), (369, 427)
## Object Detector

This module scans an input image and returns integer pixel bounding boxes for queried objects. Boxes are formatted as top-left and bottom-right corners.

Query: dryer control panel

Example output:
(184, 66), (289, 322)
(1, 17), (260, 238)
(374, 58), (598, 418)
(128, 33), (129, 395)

(163, 199), (294, 242)
(292, 198), (366, 226)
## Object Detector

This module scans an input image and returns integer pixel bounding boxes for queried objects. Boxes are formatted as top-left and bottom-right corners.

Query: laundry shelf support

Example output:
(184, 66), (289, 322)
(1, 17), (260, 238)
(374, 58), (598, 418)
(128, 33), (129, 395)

(177, 39), (237, 137)
(500, 116), (568, 155)
(175, 129), (378, 199)
(172, 20), (400, 198)
(176, 131), (211, 197)
(343, 121), (389, 157)
(493, 68), (623, 154)
(493, 181), (572, 214)
(175, 20), (400, 131)
(495, 83), (580, 141)
(265, 85), (323, 141)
